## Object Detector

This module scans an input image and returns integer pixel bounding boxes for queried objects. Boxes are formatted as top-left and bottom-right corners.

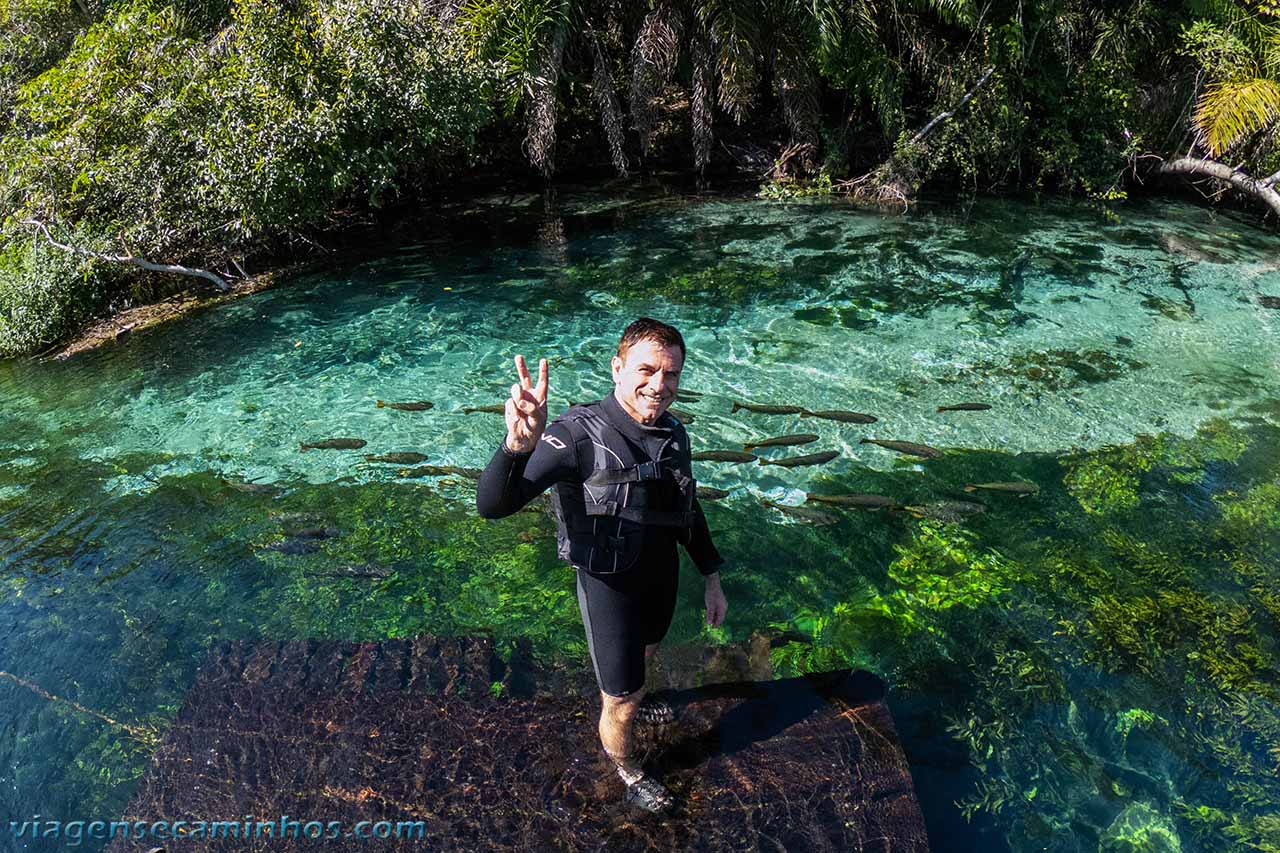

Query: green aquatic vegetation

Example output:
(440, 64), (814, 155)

(559, 257), (786, 307)
(1061, 420), (1252, 516)
(1100, 530), (1191, 587)
(1140, 294), (1194, 322)
(1114, 708), (1168, 742)
(937, 348), (1147, 393)
(888, 522), (1027, 612)
(792, 304), (877, 329)
(1214, 481), (1280, 552)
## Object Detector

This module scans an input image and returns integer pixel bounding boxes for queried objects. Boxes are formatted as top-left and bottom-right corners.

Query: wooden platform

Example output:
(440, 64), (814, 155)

(109, 636), (929, 852)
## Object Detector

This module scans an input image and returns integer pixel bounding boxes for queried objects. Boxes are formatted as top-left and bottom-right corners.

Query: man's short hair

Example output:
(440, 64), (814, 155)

(617, 317), (685, 361)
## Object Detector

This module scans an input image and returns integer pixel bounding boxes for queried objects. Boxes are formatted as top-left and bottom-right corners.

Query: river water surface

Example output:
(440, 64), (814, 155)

(1, 188), (1278, 851)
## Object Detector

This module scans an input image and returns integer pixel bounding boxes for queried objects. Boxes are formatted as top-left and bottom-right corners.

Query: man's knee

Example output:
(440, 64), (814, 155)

(601, 688), (643, 720)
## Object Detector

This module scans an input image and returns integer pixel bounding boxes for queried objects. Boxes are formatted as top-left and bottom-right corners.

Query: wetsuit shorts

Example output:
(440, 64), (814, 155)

(575, 563), (680, 697)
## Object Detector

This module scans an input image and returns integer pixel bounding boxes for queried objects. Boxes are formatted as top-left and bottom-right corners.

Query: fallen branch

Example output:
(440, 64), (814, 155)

(1155, 158), (1280, 219)
(908, 65), (996, 146)
(836, 66), (996, 205)
(0, 669), (160, 746)
(20, 219), (229, 292)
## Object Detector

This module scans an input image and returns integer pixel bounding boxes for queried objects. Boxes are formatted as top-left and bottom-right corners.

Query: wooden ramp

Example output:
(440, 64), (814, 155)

(109, 636), (929, 852)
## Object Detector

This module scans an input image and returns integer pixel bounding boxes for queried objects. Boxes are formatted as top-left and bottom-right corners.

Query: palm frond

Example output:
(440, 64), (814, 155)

(691, 34), (715, 175)
(697, 0), (762, 123)
(524, 18), (568, 177)
(590, 31), (629, 176)
(1194, 0), (1277, 58)
(1194, 73), (1280, 155)
(906, 0), (976, 28)
(629, 3), (681, 155)
(458, 0), (567, 79)
(776, 50), (819, 149)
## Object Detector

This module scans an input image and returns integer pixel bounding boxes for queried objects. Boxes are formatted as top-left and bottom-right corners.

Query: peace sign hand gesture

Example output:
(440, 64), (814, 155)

(503, 354), (549, 454)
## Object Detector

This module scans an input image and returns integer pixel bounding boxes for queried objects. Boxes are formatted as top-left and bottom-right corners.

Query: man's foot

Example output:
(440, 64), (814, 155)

(623, 773), (675, 814)
(604, 749), (676, 814)
(635, 695), (676, 726)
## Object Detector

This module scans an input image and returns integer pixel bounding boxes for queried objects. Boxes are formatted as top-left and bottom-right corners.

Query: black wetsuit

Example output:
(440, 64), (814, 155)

(476, 393), (723, 696)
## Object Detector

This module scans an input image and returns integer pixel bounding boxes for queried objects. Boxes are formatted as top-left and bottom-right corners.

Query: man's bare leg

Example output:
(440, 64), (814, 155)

(600, 689), (644, 778)
(600, 645), (662, 771)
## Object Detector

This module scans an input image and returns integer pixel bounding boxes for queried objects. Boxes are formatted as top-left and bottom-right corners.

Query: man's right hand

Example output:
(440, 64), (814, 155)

(503, 354), (549, 454)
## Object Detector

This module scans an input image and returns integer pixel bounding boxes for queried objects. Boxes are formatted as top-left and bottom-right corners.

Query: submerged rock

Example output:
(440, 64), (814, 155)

(1099, 802), (1182, 853)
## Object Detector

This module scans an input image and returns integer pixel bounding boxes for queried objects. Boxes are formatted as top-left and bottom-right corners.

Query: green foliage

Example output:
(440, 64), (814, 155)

(0, 0), (499, 355)
(0, 0), (94, 122)
(1181, 3), (1280, 159)
(0, 224), (114, 357)
(4, 0), (497, 252)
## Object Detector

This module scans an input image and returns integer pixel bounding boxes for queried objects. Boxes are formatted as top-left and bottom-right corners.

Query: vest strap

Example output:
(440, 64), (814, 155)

(584, 460), (665, 486)
(584, 501), (696, 527)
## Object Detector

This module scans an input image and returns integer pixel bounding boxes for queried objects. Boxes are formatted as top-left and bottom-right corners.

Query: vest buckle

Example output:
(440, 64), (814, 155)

(635, 460), (661, 481)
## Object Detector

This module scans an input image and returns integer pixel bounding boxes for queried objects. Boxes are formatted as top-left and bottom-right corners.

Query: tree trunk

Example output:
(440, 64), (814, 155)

(836, 66), (995, 206)
(1155, 157), (1280, 219)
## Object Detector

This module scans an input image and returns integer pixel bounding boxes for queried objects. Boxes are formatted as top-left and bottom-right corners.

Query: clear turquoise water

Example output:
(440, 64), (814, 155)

(1, 188), (1278, 851)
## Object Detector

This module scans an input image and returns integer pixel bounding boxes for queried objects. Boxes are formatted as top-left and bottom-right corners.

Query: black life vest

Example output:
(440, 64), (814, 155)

(550, 400), (697, 575)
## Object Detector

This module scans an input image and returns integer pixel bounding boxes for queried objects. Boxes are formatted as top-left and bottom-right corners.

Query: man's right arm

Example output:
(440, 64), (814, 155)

(475, 422), (578, 519)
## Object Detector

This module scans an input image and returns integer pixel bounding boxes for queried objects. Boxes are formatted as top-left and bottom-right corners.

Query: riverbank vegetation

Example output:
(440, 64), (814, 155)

(2, 0), (1279, 357)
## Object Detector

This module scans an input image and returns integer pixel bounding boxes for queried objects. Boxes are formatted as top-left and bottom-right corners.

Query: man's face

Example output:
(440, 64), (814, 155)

(611, 338), (683, 425)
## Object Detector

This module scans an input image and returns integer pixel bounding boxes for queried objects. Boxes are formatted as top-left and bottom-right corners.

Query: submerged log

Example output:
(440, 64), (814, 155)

(108, 636), (929, 852)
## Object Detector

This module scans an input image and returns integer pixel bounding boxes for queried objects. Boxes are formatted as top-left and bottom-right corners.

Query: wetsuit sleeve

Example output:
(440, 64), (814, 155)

(682, 496), (725, 576)
(476, 421), (578, 519)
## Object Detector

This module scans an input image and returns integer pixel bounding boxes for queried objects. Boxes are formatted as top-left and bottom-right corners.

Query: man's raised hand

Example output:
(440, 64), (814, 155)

(504, 354), (549, 454)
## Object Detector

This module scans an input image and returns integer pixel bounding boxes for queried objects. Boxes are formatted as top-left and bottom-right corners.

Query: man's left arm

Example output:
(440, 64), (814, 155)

(684, 496), (728, 627)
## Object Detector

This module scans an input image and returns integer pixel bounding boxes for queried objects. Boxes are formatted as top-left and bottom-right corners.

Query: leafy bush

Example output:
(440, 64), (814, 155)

(0, 225), (112, 357)
(0, 0), (500, 356)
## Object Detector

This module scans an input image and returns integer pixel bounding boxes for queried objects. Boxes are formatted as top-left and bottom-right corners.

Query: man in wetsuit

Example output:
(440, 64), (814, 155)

(476, 317), (727, 813)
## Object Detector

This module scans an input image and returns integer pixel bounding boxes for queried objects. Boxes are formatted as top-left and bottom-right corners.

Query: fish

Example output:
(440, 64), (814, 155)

(691, 450), (759, 463)
(759, 450), (839, 468)
(221, 478), (281, 495)
(964, 481), (1040, 496)
(299, 438), (367, 451)
(696, 486), (731, 500)
(760, 498), (839, 525)
(900, 500), (987, 522)
(461, 405), (506, 414)
(262, 538), (322, 555)
(362, 452), (430, 465)
(731, 402), (805, 415)
(668, 407), (695, 425)
(1259, 295), (1280, 309)
(288, 526), (341, 540)
(398, 465), (483, 480)
(270, 511), (325, 524)
(376, 400), (433, 411)
(675, 390), (704, 402)
(804, 492), (900, 509)
(744, 433), (819, 451)
(937, 403), (992, 412)
(800, 410), (878, 424)
(859, 438), (942, 459)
